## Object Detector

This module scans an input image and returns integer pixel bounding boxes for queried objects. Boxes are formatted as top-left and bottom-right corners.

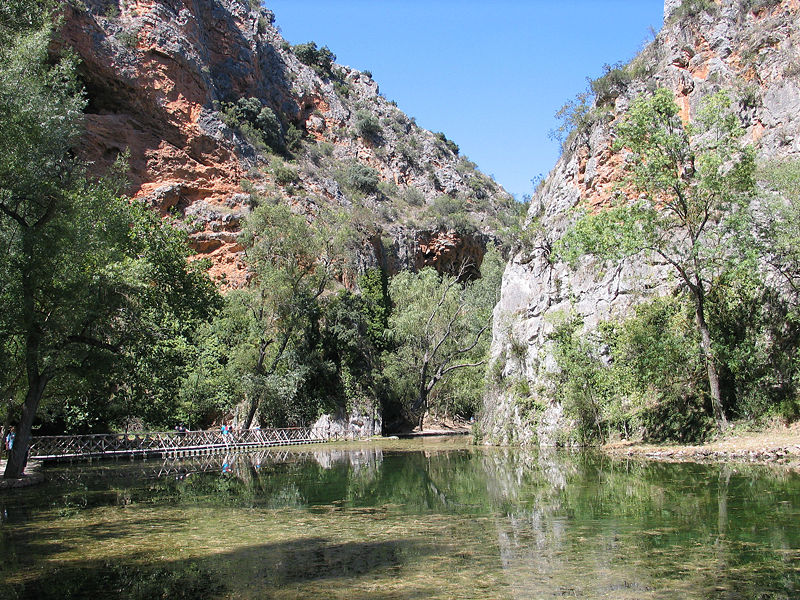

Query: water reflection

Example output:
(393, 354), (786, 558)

(2, 441), (800, 599)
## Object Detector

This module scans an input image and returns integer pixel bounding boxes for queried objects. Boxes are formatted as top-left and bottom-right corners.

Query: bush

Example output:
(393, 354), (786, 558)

(402, 186), (425, 207)
(590, 62), (632, 105)
(285, 123), (305, 155)
(434, 132), (459, 155)
(427, 195), (475, 233)
(342, 162), (380, 195)
(549, 91), (601, 150)
(219, 97), (285, 153)
(670, 0), (718, 19)
(353, 109), (382, 141)
(333, 79), (350, 98)
(547, 298), (712, 444)
(293, 41), (336, 77)
(270, 158), (298, 186)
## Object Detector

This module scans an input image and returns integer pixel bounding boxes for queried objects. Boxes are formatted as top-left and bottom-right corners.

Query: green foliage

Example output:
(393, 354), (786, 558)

(401, 186), (425, 207)
(756, 159), (800, 299)
(292, 41), (336, 77)
(555, 88), (757, 430)
(284, 123), (305, 155)
(549, 90), (599, 150)
(181, 200), (355, 428)
(219, 97), (285, 154)
(708, 273), (800, 422)
(270, 157), (298, 186)
(670, 0), (718, 19)
(353, 109), (382, 141)
(382, 246), (503, 423)
(333, 79), (350, 98)
(0, 7), (208, 466)
(548, 299), (713, 444)
(548, 316), (607, 444)
(589, 62), (632, 105)
(427, 195), (476, 233)
(117, 27), (139, 49)
(434, 132), (459, 155)
(339, 162), (380, 196)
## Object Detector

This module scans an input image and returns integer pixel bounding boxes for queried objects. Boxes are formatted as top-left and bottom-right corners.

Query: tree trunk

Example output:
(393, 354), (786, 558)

(695, 294), (728, 431)
(4, 374), (48, 479)
(243, 393), (258, 430)
(414, 385), (428, 432)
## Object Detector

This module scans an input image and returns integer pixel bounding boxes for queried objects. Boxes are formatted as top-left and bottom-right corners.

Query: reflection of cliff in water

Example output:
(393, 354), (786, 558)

(481, 451), (800, 599)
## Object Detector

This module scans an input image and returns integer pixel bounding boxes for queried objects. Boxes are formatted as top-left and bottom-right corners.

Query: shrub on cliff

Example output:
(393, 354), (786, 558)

(353, 109), (382, 142)
(434, 132), (459, 156)
(340, 162), (380, 195)
(590, 62), (632, 105)
(293, 41), (336, 78)
(670, 0), (718, 20)
(219, 97), (285, 154)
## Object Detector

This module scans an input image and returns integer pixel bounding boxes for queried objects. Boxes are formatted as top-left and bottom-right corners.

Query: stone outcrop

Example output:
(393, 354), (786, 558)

(481, 0), (800, 446)
(313, 408), (382, 440)
(60, 0), (513, 287)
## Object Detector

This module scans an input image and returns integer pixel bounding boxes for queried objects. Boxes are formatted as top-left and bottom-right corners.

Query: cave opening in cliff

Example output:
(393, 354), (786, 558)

(79, 72), (124, 115)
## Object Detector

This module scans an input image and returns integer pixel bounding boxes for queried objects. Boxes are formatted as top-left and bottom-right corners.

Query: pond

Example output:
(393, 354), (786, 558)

(1, 437), (799, 599)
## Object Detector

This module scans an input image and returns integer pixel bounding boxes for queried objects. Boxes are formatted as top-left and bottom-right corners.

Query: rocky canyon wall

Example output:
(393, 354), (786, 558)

(61, 0), (515, 287)
(480, 0), (800, 446)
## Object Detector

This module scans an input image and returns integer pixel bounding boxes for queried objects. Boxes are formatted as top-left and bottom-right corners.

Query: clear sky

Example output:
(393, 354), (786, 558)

(264, 0), (665, 199)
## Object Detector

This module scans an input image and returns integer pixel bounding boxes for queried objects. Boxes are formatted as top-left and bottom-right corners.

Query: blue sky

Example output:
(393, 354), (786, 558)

(265, 1), (664, 199)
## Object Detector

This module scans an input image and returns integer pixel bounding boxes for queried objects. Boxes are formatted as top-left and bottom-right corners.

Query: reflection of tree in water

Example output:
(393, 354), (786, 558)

(4, 446), (800, 599)
(482, 453), (800, 599)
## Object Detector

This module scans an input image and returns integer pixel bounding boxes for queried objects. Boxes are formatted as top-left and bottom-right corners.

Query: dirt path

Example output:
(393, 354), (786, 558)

(603, 421), (800, 466)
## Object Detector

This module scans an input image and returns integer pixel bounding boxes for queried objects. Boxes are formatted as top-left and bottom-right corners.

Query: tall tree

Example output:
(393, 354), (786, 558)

(385, 245), (503, 428)
(0, 3), (219, 477)
(556, 89), (756, 430)
(220, 200), (343, 428)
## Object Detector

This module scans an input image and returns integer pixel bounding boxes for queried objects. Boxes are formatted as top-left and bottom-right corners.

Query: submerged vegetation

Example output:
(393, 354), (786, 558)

(4, 443), (800, 599)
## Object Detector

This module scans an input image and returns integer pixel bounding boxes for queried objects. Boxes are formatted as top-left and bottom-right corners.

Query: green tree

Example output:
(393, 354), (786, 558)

(555, 89), (756, 430)
(214, 200), (344, 428)
(0, 5), (219, 477)
(385, 246), (503, 427)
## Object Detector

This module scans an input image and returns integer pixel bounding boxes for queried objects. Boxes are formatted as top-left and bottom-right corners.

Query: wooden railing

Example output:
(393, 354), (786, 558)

(28, 427), (356, 461)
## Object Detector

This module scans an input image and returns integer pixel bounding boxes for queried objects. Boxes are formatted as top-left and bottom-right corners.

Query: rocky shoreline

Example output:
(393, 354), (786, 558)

(605, 444), (800, 465)
(603, 424), (800, 466)
(0, 460), (44, 490)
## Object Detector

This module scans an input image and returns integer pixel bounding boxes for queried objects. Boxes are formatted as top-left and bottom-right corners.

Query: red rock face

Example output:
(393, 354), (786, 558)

(59, 0), (503, 289)
(416, 231), (485, 281)
(60, 1), (255, 287)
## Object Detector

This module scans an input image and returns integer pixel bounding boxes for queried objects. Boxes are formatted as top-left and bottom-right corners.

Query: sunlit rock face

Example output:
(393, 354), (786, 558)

(60, 0), (513, 288)
(481, 0), (800, 446)
(313, 409), (382, 441)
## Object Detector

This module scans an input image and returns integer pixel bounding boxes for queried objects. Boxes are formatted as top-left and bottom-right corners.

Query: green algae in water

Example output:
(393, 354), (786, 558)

(1, 439), (800, 599)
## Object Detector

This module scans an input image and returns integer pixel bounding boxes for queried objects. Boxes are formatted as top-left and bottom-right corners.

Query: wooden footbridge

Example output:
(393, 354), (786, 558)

(28, 427), (344, 462)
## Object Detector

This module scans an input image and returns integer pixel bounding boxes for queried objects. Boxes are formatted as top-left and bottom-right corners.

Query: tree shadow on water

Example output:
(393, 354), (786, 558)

(9, 536), (438, 599)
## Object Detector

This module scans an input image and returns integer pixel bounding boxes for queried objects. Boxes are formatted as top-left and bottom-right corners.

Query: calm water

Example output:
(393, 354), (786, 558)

(1, 437), (799, 599)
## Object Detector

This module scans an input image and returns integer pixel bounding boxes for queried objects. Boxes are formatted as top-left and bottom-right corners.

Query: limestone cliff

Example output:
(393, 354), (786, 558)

(61, 0), (515, 287)
(481, 0), (800, 446)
